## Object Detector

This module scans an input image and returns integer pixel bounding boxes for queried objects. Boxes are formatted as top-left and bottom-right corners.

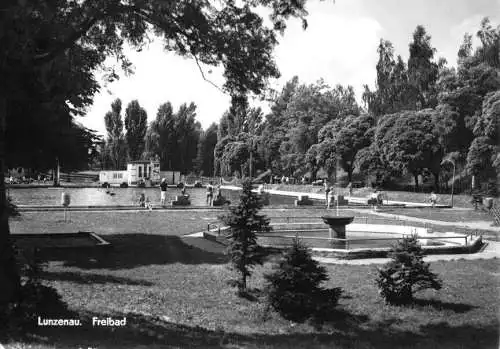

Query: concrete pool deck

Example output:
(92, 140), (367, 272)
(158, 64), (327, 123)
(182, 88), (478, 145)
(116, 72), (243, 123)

(221, 185), (450, 208)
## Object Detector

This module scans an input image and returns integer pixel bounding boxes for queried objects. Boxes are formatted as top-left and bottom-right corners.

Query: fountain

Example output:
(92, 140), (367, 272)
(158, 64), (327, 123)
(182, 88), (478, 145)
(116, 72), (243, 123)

(321, 215), (354, 248)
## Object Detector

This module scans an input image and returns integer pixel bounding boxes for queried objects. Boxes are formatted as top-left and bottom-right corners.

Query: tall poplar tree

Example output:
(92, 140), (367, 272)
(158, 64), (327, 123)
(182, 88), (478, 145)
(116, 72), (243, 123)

(104, 99), (127, 170)
(124, 100), (148, 161)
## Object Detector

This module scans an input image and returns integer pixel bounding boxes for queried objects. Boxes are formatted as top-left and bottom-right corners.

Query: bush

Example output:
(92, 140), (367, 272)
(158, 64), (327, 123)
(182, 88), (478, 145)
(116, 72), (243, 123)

(377, 235), (442, 305)
(265, 237), (342, 324)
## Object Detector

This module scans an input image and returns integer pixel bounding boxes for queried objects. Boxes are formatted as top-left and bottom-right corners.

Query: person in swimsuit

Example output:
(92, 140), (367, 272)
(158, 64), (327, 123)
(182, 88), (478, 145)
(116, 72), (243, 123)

(206, 183), (214, 206)
(160, 178), (168, 206)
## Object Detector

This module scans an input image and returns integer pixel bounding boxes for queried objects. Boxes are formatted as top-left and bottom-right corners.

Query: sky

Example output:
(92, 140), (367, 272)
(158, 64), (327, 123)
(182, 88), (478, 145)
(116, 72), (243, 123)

(79, 0), (500, 136)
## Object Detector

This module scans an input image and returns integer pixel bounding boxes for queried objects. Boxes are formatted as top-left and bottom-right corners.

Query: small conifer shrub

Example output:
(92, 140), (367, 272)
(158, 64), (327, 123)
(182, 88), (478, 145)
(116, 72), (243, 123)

(377, 235), (442, 305)
(219, 179), (270, 293)
(264, 237), (342, 323)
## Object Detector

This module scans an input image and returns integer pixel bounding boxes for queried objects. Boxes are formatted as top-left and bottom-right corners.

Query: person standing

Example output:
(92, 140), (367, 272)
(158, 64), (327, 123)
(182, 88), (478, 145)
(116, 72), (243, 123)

(370, 189), (378, 210)
(160, 178), (168, 206)
(327, 189), (335, 209)
(429, 191), (437, 208)
(206, 182), (214, 206)
(347, 182), (353, 197)
(324, 182), (330, 208)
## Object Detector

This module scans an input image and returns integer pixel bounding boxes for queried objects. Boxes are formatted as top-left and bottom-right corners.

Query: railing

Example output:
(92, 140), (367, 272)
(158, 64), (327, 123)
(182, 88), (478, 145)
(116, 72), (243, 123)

(490, 205), (500, 226)
(256, 233), (472, 250)
(206, 216), (482, 246)
(267, 215), (417, 227)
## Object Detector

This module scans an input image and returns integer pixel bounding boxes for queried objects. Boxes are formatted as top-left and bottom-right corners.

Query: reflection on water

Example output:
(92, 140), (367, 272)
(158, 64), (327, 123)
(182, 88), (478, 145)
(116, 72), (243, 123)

(7, 187), (310, 207)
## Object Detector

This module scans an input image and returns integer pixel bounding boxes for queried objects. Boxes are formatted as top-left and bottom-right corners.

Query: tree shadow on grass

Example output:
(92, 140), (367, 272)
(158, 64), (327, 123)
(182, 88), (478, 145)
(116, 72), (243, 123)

(39, 271), (154, 286)
(4, 309), (499, 349)
(412, 298), (477, 313)
(41, 235), (229, 270)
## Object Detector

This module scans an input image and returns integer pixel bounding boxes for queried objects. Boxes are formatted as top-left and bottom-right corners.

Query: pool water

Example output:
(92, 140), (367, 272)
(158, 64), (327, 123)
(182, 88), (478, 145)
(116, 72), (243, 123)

(7, 187), (315, 207)
(257, 231), (447, 250)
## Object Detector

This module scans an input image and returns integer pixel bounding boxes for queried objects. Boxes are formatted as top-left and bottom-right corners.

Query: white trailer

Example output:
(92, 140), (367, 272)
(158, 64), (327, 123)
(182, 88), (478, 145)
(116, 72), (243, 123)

(99, 171), (129, 186)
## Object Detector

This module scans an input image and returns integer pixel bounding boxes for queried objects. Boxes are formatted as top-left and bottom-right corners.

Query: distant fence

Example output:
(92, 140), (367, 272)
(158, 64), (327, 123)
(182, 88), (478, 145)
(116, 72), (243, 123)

(59, 172), (99, 182)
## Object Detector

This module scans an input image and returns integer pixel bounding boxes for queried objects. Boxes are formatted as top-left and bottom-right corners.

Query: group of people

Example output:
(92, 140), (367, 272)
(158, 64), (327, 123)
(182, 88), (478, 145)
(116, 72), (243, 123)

(271, 175), (289, 184)
(137, 177), (172, 208)
(369, 189), (385, 209)
(137, 178), (223, 208)
(205, 182), (225, 206)
(323, 181), (354, 209)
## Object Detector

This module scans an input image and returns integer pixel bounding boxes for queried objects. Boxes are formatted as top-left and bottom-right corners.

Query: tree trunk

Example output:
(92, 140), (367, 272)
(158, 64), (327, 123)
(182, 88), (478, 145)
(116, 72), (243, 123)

(414, 174), (419, 191)
(347, 165), (353, 183)
(0, 96), (21, 309)
(311, 169), (317, 182)
(241, 273), (247, 292)
(433, 172), (440, 193)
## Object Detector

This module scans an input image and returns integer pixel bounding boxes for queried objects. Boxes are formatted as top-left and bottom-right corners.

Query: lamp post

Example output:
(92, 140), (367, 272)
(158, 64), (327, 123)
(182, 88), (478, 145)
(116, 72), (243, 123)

(249, 141), (253, 179)
(441, 159), (455, 208)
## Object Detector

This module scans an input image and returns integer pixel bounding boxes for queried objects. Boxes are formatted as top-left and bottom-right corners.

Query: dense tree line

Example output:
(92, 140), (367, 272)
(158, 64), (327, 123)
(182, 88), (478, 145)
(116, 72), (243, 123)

(100, 98), (215, 174)
(212, 18), (499, 194)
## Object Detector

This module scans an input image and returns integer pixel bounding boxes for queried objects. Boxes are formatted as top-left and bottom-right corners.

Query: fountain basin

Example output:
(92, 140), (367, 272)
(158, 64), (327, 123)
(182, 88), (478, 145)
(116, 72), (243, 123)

(321, 216), (355, 248)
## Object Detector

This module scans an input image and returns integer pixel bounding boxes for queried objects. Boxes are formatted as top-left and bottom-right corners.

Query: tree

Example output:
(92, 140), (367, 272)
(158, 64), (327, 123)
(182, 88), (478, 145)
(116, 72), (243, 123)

(407, 25), (440, 109)
(215, 94), (264, 177)
(104, 99), (127, 170)
(438, 18), (500, 156)
(377, 235), (442, 305)
(305, 144), (321, 181)
(172, 102), (201, 173)
(0, 0), (316, 308)
(316, 114), (374, 183)
(466, 91), (500, 186)
(363, 40), (414, 116)
(265, 237), (342, 324)
(355, 145), (391, 187)
(260, 76), (299, 173)
(375, 110), (444, 190)
(194, 123), (218, 176)
(278, 81), (359, 177)
(144, 102), (175, 169)
(124, 100), (148, 161)
(218, 179), (270, 293)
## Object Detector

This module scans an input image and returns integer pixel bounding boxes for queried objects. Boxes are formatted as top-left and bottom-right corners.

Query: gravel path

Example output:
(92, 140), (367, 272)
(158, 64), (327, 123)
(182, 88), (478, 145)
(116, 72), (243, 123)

(350, 208), (500, 232)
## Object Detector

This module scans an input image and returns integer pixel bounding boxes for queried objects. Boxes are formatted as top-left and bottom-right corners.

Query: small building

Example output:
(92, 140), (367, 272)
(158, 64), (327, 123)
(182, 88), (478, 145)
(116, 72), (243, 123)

(99, 170), (129, 185)
(126, 160), (161, 185)
(99, 160), (160, 186)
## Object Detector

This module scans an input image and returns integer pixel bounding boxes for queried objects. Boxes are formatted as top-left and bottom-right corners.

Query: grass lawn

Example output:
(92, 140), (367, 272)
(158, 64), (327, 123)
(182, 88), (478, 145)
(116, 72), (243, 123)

(3, 208), (499, 348)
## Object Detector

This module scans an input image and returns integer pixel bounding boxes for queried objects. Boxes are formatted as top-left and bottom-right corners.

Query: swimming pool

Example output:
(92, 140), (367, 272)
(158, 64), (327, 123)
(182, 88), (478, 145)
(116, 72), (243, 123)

(7, 187), (324, 207)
